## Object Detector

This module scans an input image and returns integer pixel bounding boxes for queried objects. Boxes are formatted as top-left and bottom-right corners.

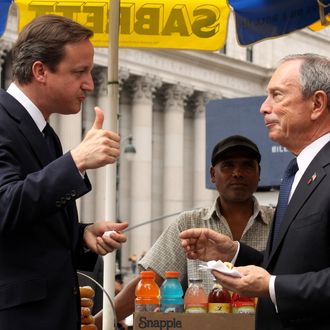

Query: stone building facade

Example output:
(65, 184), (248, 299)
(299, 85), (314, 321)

(1, 7), (330, 269)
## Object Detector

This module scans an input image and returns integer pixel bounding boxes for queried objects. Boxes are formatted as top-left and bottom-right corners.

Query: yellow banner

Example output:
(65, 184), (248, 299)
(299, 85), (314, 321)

(15, 0), (230, 50)
(309, 17), (330, 31)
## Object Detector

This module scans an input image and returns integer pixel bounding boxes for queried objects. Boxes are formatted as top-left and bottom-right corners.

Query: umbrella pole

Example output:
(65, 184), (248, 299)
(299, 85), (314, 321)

(103, 0), (120, 329)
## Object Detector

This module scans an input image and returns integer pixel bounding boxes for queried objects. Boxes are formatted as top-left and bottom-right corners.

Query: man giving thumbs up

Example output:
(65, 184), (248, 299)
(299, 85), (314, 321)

(0, 14), (127, 330)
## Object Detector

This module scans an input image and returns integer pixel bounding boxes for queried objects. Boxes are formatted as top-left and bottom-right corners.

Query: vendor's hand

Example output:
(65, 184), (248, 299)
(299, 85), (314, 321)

(179, 228), (238, 262)
(212, 265), (271, 298)
(71, 107), (120, 172)
(84, 221), (128, 255)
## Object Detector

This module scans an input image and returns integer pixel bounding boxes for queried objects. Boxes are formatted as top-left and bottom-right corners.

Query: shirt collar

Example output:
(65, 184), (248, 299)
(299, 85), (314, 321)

(202, 195), (269, 225)
(289, 133), (330, 198)
(7, 82), (47, 132)
(296, 133), (330, 173)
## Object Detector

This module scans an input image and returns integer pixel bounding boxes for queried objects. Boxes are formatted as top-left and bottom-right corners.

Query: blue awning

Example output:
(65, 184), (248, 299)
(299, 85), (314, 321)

(230, 0), (330, 45)
(0, 0), (11, 38)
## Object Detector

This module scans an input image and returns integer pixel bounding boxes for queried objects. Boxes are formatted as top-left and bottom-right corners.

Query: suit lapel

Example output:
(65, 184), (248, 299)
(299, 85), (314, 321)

(0, 90), (73, 243)
(265, 143), (330, 268)
(0, 90), (54, 166)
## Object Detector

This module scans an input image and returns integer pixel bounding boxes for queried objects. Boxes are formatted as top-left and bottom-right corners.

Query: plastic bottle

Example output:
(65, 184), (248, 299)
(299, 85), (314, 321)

(231, 293), (255, 314)
(160, 271), (184, 313)
(135, 271), (160, 312)
(208, 279), (232, 313)
(184, 278), (208, 313)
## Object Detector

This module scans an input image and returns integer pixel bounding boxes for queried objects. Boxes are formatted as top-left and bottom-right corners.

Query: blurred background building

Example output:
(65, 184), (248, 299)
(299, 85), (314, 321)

(1, 6), (329, 273)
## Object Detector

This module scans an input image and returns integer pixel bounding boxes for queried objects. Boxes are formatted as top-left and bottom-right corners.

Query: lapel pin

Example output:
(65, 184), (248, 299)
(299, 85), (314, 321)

(307, 173), (317, 185)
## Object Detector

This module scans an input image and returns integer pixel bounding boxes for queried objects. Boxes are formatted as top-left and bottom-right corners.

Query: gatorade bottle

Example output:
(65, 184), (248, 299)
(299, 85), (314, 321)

(184, 278), (208, 313)
(135, 271), (160, 312)
(208, 279), (231, 313)
(160, 271), (184, 313)
(231, 293), (255, 314)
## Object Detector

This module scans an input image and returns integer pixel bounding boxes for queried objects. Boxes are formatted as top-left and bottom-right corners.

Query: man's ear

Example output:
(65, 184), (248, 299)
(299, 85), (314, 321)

(31, 61), (47, 83)
(311, 90), (328, 120)
(210, 166), (216, 183)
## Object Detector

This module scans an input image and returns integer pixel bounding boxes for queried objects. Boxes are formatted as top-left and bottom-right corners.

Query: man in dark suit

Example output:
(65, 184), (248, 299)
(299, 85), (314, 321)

(179, 53), (330, 329)
(0, 15), (128, 330)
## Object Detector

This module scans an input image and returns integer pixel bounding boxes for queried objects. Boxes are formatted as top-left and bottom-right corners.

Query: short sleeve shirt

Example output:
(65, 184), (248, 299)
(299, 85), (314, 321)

(138, 196), (274, 293)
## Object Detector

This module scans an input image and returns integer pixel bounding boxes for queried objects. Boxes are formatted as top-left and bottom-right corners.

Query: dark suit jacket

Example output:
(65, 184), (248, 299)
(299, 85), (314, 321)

(238, 139), (330, 330)
(0, 90), (97, 330)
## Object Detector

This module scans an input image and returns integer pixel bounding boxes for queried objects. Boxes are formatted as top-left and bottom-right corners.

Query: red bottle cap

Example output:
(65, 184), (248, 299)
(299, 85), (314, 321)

(140, 271), (156, 279)
(165, 271), (180, 278)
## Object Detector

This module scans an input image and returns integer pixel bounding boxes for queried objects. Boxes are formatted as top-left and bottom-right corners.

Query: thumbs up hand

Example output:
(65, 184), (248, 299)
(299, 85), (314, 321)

(71, 106), (120, 172)
(92, 106), (104, 130)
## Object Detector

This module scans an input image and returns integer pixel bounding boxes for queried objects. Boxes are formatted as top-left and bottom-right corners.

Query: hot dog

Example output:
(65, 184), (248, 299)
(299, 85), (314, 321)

(223, 261), (234, 269)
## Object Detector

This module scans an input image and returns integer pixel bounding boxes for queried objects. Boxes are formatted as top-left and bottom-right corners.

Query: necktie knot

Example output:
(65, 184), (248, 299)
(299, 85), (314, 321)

(284, 158), (299, 178)
(43, 123), (51, 137)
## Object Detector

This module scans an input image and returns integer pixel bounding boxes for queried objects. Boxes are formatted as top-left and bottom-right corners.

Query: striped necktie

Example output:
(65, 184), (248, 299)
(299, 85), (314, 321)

(272, 158), (298, 246)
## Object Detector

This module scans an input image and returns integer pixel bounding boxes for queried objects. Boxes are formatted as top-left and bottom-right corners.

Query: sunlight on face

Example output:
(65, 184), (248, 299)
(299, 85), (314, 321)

(44, 39), (94, 116)
(260, 60), (313, 153)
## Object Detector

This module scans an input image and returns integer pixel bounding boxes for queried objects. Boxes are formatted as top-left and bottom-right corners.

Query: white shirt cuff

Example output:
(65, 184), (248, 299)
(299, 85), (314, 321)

(231, 241), (240, 265)
(269, 275), (278, 313)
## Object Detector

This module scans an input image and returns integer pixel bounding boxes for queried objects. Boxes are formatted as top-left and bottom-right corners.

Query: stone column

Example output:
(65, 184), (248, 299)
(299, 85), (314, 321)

(190, 91), (215, 208)
(150, 91), (165, 243)
(117, 68), (132, 224)
(0, 41), (9, 88)
(129, 75), (161, 257)
(162, 83), (193, 230)
(78, 66), (107, 223)
(117, 69), (132, 271)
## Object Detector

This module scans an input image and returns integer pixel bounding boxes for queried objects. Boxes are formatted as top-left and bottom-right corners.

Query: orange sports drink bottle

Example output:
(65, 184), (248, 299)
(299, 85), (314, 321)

(135, 271), (160, 312)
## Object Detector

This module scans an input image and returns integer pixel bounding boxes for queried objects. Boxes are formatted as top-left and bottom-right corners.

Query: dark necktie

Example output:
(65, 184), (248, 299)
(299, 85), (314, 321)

(43, 123), (59, 160)
(272, 158), (299, 246)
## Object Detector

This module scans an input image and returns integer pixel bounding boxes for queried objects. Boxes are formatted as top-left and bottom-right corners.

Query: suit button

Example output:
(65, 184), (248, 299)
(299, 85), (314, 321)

(73, 286), (78, 295)
(65, 193), (71, 200)
(55, 201), (61, 208)
(61, 197), (66, 204)
(71, 190), (77, 197)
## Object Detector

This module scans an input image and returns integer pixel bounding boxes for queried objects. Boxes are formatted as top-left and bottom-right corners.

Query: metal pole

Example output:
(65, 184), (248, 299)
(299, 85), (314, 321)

(103, 0), (120, 329)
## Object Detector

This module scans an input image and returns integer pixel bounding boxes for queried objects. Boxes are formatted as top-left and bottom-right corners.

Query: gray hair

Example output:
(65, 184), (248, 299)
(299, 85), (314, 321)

(280, 54), (330, 110)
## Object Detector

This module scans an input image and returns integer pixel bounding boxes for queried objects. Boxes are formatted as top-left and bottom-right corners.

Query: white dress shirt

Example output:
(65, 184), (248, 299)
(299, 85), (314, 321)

(7, 82), (47, 132)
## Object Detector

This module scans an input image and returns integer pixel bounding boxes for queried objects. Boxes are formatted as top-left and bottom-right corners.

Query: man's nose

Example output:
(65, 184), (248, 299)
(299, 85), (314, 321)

(83, 74), (94, 91)
(260, 97), (271, 114)
(232, 167), (242, 177)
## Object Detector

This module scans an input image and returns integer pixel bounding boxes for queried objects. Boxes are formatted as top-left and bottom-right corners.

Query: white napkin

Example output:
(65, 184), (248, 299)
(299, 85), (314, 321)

(103, 230), (117, 238)
(198, 260), (242, 278)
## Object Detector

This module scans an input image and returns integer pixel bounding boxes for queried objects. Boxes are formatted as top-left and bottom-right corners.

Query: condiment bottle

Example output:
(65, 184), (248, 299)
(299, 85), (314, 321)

(231, 293), (255, 314)
(208, 279), (231, 313)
